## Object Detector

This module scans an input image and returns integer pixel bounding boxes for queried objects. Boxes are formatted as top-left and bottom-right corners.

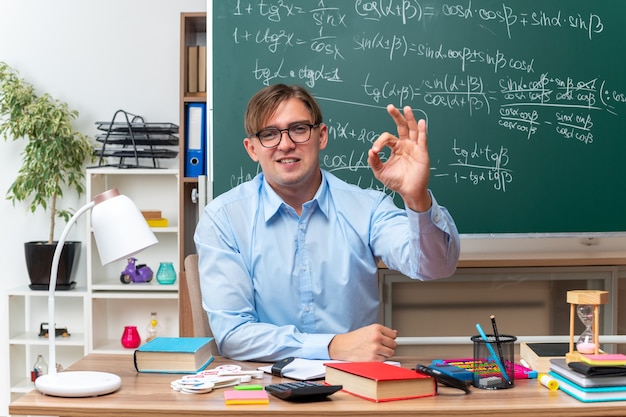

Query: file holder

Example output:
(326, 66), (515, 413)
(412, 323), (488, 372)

(93, 109), (179, 169)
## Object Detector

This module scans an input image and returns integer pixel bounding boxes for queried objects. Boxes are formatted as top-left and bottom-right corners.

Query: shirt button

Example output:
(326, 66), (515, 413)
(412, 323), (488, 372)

(305, 305), (310, 312)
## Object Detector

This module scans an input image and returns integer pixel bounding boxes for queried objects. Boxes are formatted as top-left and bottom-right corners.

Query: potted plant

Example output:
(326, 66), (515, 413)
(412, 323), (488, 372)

(0, 61), (94, 289)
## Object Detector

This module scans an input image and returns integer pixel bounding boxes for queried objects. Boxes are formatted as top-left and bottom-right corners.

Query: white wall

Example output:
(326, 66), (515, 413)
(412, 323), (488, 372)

(0, 1), (206, 415)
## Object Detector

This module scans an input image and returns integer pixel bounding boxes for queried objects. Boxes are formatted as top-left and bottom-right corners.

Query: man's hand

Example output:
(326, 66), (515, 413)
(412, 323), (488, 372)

(368, 104), (431, 212)
(328, 324), (398, 362)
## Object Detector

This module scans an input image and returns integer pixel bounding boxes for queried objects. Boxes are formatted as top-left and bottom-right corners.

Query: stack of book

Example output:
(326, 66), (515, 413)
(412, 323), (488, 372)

(549, 357), (626, 402)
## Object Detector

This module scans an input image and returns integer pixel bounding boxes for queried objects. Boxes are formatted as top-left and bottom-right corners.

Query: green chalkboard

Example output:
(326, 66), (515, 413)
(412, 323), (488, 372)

(211, 0), (626, 234)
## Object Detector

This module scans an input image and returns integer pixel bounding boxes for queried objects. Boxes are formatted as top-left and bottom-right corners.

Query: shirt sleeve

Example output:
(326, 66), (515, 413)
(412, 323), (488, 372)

(377, 190), (460, 280)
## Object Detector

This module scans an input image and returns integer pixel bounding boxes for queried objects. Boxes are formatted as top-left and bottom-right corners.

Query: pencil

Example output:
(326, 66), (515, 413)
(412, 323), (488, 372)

(490, 315), (511, 385)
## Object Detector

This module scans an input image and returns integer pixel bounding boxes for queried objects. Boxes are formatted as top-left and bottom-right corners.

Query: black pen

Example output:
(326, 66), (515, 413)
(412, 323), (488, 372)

(490, 314), (511, 385)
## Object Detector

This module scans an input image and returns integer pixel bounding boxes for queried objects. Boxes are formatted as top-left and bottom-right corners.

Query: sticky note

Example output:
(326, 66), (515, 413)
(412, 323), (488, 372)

(224, 389), (269, 404)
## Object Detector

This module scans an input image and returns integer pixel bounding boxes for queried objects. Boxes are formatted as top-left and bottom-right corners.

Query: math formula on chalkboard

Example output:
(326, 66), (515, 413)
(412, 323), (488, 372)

(212, 0), (626, 234)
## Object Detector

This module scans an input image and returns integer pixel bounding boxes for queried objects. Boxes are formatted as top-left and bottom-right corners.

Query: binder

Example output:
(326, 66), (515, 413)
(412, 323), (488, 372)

(185, 103), (206, 177)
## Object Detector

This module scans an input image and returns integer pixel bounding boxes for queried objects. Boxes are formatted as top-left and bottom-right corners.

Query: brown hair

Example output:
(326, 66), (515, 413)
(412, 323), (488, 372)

(244, 84), (323, 136)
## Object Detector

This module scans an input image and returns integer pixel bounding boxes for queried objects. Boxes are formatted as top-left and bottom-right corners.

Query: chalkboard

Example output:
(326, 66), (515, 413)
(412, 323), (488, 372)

(210, 0), (626, 234)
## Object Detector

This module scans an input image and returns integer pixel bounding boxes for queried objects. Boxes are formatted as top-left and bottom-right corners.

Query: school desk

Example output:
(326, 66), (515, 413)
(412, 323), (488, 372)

(9, 354), (626, 417)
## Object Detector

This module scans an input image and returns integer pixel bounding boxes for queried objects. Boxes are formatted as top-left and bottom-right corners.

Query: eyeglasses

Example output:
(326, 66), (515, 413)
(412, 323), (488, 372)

(252, 123), (320, 148)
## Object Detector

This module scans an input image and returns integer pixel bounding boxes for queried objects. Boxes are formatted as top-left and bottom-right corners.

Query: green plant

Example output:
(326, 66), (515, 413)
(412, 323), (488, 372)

(0, 61), (94, 244)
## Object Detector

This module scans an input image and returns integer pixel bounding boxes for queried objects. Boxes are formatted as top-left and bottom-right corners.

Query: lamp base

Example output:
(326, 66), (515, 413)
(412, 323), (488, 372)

(35, 371), (121, 397)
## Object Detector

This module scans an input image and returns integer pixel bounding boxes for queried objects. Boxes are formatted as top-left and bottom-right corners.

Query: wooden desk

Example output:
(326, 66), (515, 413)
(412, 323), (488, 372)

(9, 354), (626, 417)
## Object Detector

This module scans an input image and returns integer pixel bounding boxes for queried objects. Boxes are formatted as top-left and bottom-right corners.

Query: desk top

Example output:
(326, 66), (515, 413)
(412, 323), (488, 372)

(9, 354), (626, 417)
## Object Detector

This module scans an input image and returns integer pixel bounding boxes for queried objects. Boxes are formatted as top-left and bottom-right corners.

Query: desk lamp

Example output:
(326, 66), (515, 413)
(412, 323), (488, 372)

(35, 189), (158, 397)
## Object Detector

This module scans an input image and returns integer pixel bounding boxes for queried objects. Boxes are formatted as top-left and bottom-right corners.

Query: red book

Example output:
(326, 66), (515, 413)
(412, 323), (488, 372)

(324, 362), (436, 402)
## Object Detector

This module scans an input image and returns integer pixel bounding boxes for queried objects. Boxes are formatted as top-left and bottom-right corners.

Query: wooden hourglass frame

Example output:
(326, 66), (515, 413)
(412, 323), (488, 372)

(566, 290), (609, 363)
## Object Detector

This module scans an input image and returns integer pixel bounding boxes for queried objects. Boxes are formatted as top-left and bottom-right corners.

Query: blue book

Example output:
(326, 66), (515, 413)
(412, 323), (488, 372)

(549, 371), (626, 402)
(133, 337), (214, 373)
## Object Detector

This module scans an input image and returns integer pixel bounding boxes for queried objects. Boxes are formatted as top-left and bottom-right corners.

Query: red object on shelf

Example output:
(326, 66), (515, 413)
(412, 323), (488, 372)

(121, 326), (141, 349)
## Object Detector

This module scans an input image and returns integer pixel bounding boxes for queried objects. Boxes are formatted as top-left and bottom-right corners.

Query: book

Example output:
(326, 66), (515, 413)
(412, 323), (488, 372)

(520, 342), (569, 373)
(198, 45), (206, 93)
(133, 337), (214, 373)
(146, 217), (168, 227)
(550, 358), (626, 388)
(223, 389), (269, 405)
(324, 362), (436, 402)
(548, 372), (626, 402)
(187, 45), (198, 93)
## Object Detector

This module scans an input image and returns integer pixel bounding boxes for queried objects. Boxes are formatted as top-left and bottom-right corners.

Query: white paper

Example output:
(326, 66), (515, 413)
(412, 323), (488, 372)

(258, 358), (343, 381)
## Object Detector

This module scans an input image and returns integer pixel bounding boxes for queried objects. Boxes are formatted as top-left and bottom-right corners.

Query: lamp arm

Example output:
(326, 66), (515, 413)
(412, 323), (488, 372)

(47, 200), (95, 377)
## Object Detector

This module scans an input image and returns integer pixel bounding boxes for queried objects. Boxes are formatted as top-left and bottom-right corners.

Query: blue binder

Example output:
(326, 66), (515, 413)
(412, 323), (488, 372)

(185, 103), (206, 177)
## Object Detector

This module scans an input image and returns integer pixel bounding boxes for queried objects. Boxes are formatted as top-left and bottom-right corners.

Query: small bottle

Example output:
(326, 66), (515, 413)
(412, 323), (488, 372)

(145, 311), (161, 343)
(31, 354), (48, 382)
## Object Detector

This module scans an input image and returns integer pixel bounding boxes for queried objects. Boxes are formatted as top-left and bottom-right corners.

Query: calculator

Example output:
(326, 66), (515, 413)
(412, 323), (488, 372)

(265, 381), (343, 402)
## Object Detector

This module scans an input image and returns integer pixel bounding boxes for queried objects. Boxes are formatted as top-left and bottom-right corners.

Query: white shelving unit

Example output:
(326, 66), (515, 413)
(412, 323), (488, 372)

(7, 286), (89, 401)
(85, 167), (180, 353)
(8, 167), (181, 399)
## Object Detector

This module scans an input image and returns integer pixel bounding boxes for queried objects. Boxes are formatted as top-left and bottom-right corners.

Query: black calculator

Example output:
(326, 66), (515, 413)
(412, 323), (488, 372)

(265, 381), (343, 402)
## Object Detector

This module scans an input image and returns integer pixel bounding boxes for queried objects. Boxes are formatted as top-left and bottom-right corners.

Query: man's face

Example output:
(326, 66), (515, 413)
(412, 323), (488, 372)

(243, 98), (328, 197)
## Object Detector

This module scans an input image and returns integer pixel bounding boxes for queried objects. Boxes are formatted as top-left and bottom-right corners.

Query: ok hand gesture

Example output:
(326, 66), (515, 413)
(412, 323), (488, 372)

(367, 105), (432, 212)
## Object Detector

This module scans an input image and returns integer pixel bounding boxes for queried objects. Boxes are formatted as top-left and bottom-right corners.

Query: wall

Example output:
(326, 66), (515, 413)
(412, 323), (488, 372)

(0, 1), (206, 415)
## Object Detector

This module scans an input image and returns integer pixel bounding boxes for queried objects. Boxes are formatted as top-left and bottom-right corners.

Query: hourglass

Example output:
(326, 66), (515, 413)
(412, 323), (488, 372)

(576, 304), (596, 354)
(566, 290), (608, 362)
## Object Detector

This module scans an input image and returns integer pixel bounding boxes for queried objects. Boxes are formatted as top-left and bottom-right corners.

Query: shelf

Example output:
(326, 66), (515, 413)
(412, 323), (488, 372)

(86, 167), (180, 355)
(8, 286), (89, 296)
(92, 341), (137, 354)
(9, 332), (86, 346)
(11, 378), (35, 394)
(178, 12), (207, 336)
(90, 284), (179, 295)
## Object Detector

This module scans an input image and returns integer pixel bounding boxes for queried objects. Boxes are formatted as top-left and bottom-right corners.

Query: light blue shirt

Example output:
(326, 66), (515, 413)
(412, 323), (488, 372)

(194, 170), (460, 361)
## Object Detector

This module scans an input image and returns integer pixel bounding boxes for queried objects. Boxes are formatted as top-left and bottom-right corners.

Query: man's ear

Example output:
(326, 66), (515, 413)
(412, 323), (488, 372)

(243, 137), (259, 162)
(318, 123), (328, 151)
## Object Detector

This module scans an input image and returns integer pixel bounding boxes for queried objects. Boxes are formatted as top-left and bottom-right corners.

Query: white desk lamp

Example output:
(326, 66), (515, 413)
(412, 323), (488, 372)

(35, 188), (158, 397)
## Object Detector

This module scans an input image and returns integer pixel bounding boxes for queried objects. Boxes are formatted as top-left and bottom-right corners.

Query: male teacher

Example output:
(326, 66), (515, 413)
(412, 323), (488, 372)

(195, 84), (460, 362)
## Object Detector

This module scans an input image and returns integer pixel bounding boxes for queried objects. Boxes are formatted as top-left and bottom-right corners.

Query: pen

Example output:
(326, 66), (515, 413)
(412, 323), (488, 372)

(490, 315), (511, 385)
(475, 323), (511, 384)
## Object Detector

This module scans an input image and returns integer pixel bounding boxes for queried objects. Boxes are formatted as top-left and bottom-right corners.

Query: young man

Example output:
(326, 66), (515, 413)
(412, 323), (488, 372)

(195, 84), (460, 362)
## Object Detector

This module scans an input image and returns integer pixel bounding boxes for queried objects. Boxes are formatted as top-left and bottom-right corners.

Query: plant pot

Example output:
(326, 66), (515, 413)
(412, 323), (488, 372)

(25, 241), (81, 290)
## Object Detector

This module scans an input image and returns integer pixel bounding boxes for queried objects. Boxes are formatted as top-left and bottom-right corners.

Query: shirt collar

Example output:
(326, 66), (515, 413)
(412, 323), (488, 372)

(259, 171), (330, 222)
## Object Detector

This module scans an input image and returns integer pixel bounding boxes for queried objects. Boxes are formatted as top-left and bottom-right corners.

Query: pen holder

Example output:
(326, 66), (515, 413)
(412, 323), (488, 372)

(471, 334), (517, 389)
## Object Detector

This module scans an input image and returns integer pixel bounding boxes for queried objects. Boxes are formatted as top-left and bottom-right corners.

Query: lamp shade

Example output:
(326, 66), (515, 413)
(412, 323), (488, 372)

(91, 189), (158, 265)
